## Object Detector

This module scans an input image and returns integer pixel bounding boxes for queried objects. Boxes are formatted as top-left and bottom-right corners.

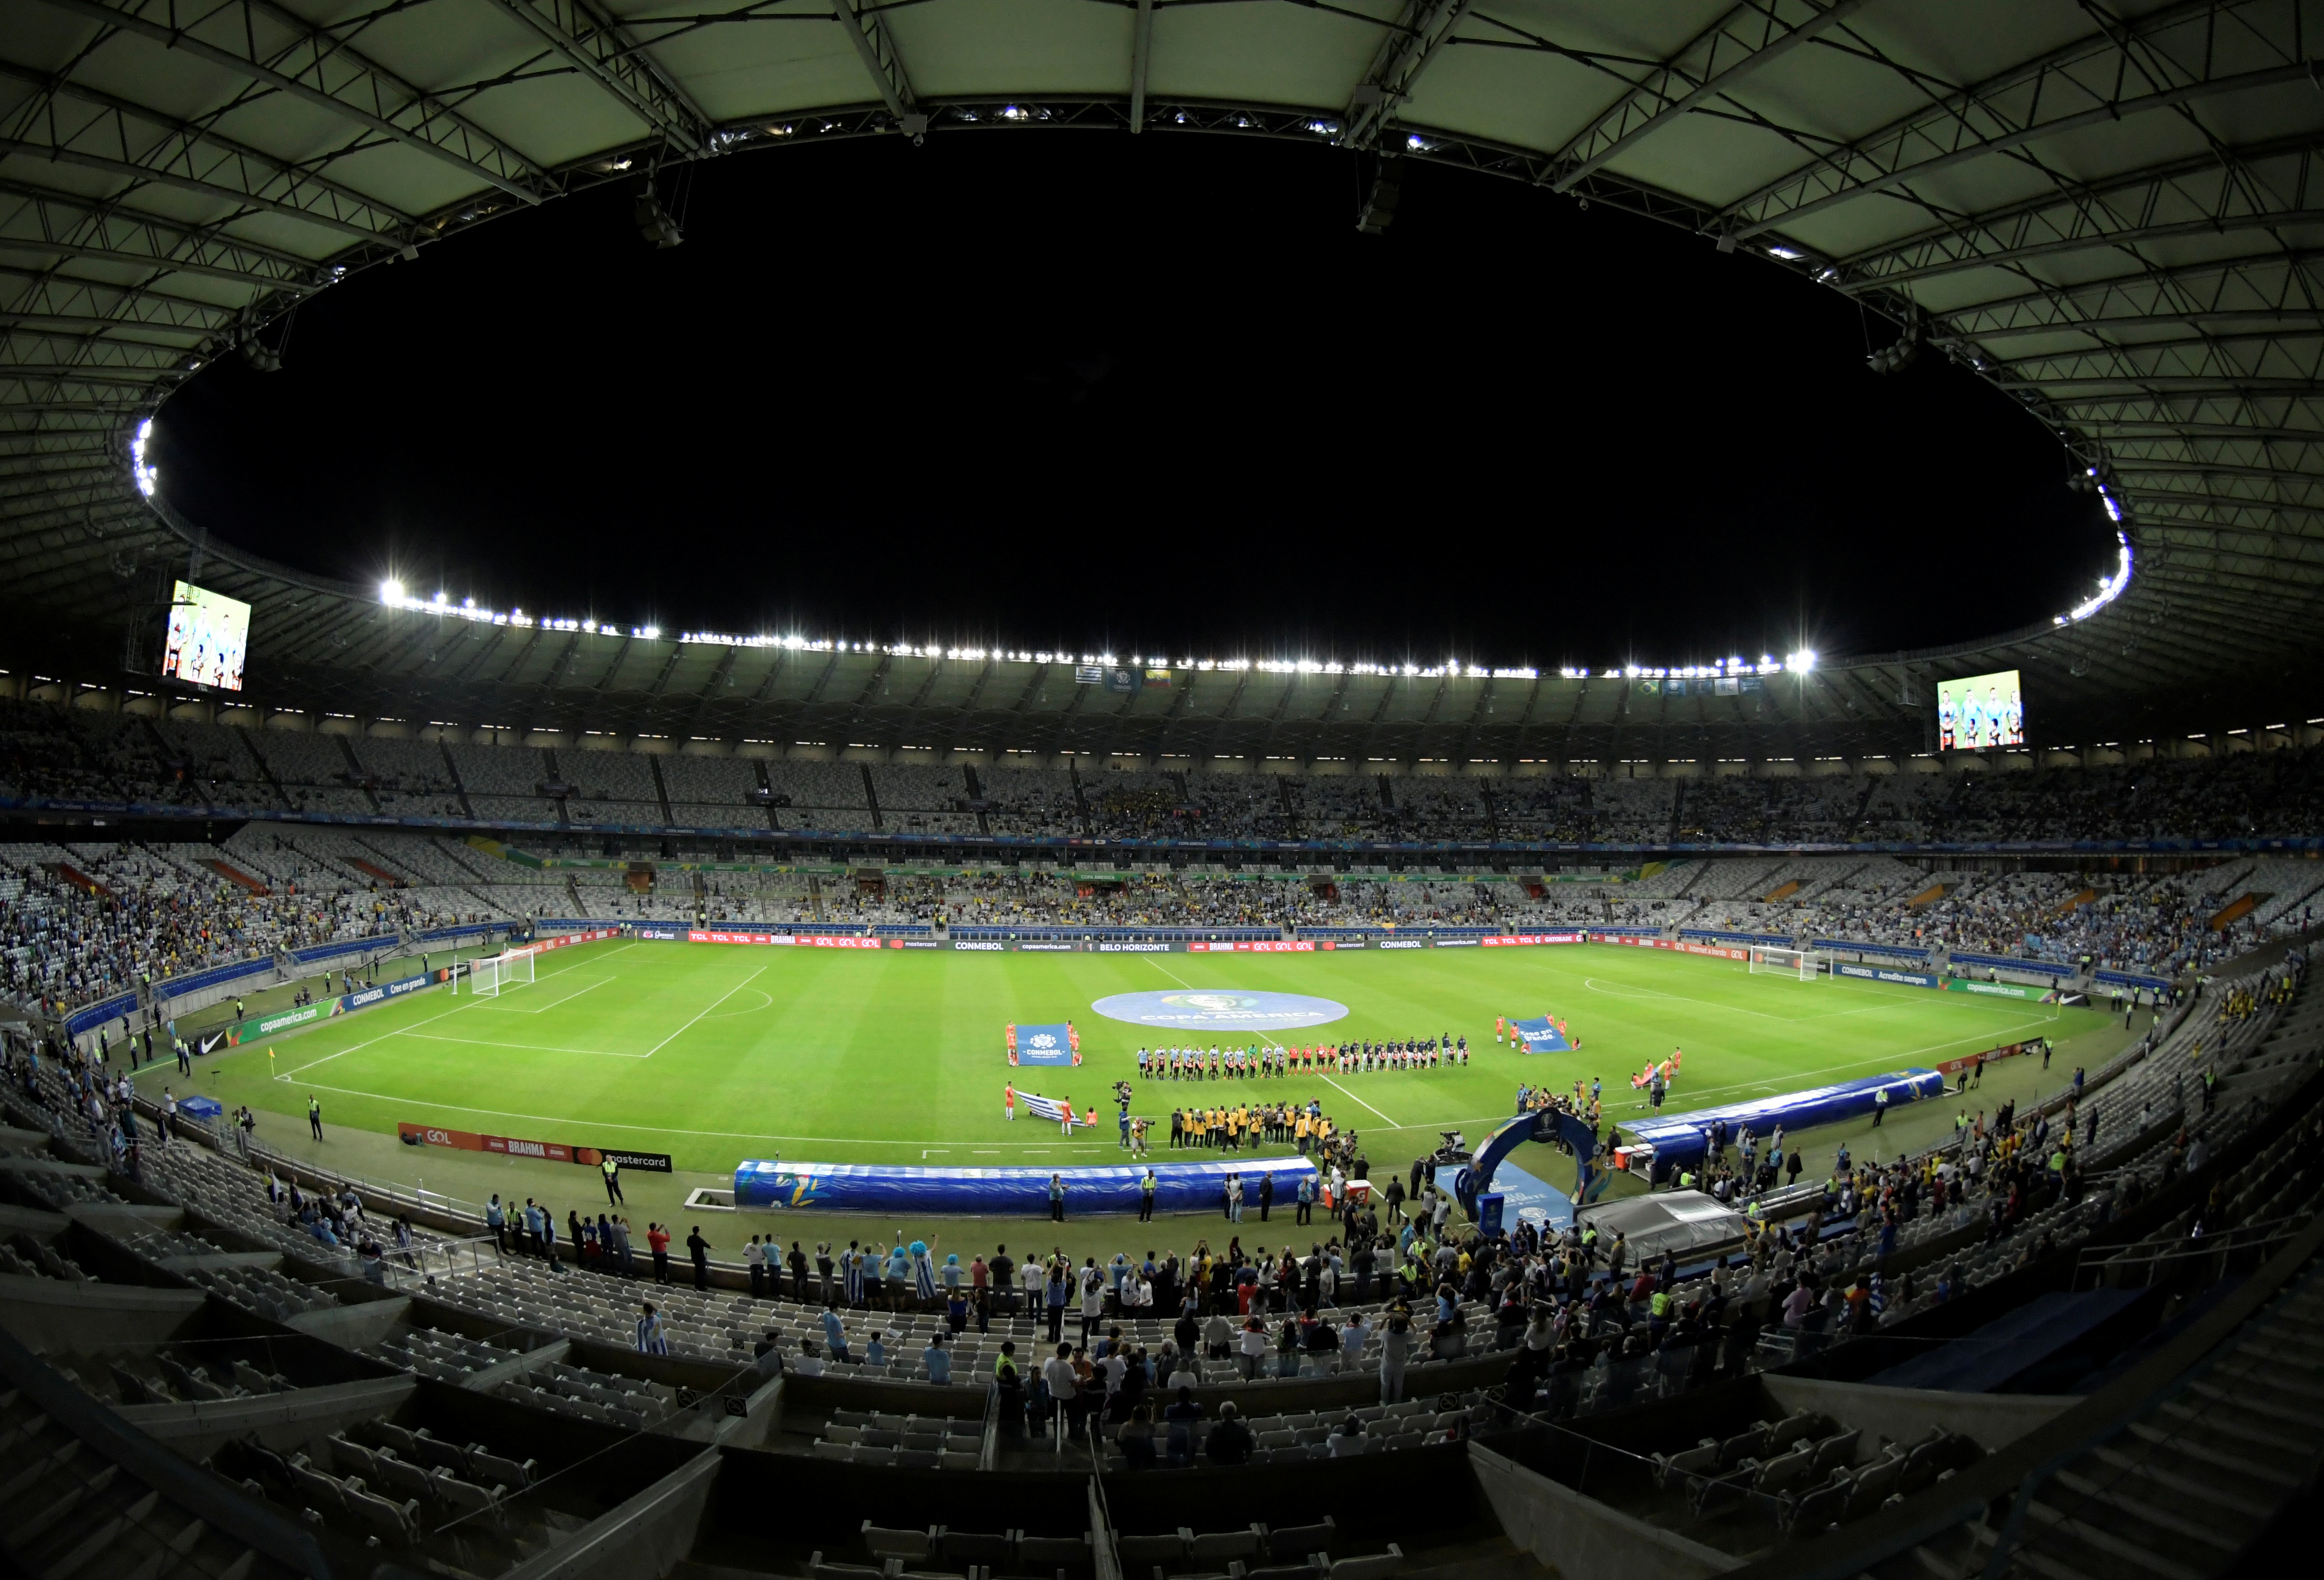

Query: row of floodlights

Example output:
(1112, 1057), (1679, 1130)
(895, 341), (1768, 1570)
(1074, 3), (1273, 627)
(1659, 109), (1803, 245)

(2055, 527), (2133, 625)
(375, 583), (1546, 676)
(375, 579), (1819, 680)
(1560, 654), (1816, 680)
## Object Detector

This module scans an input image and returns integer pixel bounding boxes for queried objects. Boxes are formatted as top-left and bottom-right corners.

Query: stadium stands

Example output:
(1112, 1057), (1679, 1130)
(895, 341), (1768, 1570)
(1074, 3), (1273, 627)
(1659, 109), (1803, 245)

(2, 927), (2320, 1580)
(17, 700), (2324, 854)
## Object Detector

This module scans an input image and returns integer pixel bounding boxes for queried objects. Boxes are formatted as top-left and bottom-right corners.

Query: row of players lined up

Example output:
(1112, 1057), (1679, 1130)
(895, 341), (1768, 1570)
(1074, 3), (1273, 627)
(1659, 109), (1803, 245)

(1137, 1035), (1473, 1078)
(1163, 1097), (1354, 1153)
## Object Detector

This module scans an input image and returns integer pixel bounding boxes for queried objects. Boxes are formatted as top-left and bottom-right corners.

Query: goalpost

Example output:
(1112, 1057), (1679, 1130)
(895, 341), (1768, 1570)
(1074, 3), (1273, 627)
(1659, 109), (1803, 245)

(1748, 945), (1821, 981)
(468, 950), (536, 997)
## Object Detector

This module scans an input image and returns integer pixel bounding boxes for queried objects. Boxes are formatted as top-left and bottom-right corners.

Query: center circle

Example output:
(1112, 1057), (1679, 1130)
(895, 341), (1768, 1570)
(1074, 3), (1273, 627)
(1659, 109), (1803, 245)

(1090, 989), (1350, 1033)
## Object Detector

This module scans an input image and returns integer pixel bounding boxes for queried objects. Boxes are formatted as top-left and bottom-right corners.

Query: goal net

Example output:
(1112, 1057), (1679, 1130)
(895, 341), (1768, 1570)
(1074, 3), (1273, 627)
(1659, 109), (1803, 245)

(1748, 946), (1820, 981)
(469, 950), (536, 997)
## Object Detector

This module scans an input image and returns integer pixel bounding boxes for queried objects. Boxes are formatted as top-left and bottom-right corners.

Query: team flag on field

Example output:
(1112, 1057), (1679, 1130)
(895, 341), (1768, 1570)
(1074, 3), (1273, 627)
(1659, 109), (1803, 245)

(1020, 1092), (1075, 1127)
(1007, 1020), (1081, 1066)
(1510, 1015), (1570, 1054)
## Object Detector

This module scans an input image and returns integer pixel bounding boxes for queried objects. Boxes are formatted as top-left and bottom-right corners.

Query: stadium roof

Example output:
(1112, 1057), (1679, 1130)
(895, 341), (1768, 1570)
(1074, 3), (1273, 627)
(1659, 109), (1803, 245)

(4, 0), (2320, 760)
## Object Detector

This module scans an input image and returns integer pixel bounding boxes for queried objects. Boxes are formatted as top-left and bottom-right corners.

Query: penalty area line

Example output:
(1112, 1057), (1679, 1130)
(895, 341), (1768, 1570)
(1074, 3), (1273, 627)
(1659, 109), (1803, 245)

(1321, 1075), (1397, 1126)
(640, 965), (769, 1057)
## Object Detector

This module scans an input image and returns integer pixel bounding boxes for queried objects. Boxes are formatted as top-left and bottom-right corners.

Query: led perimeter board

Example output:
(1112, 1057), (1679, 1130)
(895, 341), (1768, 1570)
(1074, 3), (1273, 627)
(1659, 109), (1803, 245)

(161, 581), (251, 692)
(1937, 669), (2023, 751)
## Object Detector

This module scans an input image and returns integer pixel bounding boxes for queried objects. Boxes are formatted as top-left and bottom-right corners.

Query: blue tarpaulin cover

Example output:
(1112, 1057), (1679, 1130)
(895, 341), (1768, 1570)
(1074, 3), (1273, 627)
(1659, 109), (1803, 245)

(1618, 1068), (1943, 1172)
(735, 1156), (1319, 1215)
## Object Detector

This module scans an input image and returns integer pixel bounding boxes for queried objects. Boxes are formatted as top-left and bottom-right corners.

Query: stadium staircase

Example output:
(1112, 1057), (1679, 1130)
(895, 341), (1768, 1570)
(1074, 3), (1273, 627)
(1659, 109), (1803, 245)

(541, 747), (573, 828)
(201, 857), (270, 896)
(233, 728), (294, 813)
(137, 716), (214, 810)
(1277, 774), (1305, 838)
(651, 754), (678, 826)
(1760, 1222), (2324, 1580)
(856, 763), (881, 831)
(752, 758), (786, 831)
(1068, 760), (1093, 833)
(334, 731), (385, 811)
(437, 738), (477, 818)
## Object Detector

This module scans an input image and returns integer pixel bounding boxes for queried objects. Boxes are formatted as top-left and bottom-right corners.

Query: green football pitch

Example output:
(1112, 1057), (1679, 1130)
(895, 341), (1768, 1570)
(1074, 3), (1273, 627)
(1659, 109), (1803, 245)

(157, 939), (2101, 1178)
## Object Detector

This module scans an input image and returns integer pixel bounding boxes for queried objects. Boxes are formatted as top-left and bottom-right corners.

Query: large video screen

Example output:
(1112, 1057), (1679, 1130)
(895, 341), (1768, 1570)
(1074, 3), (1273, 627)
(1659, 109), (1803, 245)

(1937, 669), (2023, 750)
(161, 581), (250, 692)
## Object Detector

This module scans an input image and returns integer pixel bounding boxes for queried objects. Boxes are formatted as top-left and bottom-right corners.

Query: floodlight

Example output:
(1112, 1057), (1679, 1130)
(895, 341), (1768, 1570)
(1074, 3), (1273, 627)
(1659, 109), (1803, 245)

(632, 178), (682, 249)
(1865, 324), (1920, 374)
(381, 579), (403, 602)
(1356, 156), (1402, 235)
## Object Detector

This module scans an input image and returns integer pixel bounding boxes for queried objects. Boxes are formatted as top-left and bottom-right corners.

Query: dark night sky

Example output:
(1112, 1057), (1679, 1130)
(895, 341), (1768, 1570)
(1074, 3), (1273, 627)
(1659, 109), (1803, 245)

(151, 129), (2119, 672)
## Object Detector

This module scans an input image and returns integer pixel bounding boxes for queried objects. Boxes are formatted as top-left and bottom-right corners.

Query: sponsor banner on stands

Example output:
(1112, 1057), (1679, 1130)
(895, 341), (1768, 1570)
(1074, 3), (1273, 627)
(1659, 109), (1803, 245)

(598, 1148), (675, 1173)
(246, 1000), (339, 1038)
(1934, 1038), (2044, 1079)
(519, 927), (623, 956)
(1947, 979), (2056, 1001)
(953, 941), (1005, 952)
(1434, 938), (1480, 947)
(215, 971), (438, 1047)
(1677, 942), (1750, 961)
(1188, 941), (1315, 952)
(1378, 940), (1426, 950)
(344, 974), (434, 1011)
(1591, 933), (1663, 948)
(1481, 933), (1587, 947)
(1096, 942), (1177, 953)
(682, 929), (887, 949)
(1835, 962), (1943, 990)
(1015, 942), (1081, 952)
(899, 940), (943, 949)
(397, 1122), (672, 1171)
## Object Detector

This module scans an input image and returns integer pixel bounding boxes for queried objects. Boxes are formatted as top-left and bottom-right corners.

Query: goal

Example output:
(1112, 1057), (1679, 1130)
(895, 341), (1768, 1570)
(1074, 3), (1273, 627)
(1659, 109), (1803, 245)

(1749, 946), (1821, 981)
(468, 950), (536, 997)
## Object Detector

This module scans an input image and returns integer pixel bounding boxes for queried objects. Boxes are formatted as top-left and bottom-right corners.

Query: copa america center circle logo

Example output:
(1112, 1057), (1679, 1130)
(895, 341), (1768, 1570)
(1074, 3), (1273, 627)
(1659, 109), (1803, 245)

(1090, 989), (1350, 1033)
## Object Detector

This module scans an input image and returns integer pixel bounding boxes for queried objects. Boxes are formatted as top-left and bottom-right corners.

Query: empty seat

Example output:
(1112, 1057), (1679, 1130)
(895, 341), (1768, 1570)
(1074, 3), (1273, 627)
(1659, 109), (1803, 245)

(1323, 1548), (1403, 1580)
(1187, 1527), (1264, 1564)
(1117, 1534), (1185, 1568)
(1266, 1520), (1336, 1562)
(863, 1523), (938, 1562)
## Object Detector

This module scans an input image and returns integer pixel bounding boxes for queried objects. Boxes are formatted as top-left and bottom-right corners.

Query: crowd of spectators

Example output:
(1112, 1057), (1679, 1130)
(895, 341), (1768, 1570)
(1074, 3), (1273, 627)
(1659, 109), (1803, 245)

(12, 697), (2324, 846)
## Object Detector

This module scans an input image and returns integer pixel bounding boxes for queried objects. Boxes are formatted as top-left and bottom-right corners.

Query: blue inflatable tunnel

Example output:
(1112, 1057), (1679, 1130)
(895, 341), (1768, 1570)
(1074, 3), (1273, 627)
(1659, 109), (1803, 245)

(734, 1155), (1321, 1216)
(1617, 1068), (1944, 1179)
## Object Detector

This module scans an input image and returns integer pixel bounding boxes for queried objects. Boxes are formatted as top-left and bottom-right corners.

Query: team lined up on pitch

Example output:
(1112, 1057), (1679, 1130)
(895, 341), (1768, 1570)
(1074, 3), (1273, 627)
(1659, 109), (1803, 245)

(1133, 1034), (1472, 1079)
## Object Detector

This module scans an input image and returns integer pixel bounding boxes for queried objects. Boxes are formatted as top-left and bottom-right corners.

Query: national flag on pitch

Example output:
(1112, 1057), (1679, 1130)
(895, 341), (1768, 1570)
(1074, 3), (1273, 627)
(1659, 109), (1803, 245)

(1021, 1093), (1073, 1125)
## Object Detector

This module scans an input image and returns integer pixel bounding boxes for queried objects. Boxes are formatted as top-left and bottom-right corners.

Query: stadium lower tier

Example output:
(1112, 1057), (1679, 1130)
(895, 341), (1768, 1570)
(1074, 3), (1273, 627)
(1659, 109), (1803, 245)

(0, 945), (2317, 1580)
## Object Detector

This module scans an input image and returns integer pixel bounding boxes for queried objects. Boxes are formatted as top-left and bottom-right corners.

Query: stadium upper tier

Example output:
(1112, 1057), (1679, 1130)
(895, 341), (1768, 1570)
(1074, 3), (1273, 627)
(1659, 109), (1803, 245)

(6, 696), (2324, 852)
(4, 1), (2324, 746)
